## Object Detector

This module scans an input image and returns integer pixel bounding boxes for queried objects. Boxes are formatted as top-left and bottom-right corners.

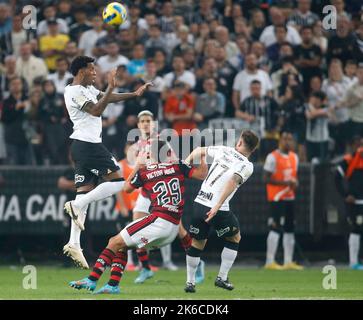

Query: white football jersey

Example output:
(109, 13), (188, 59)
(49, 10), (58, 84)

(64, 84), (102, 143)
(195, 146), (254, 211)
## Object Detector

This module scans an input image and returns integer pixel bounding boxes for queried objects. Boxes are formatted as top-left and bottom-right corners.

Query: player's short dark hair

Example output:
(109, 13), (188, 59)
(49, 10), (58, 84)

(149, 139), (172, 163)
(241, 130), (259, 153)
(69, 56), (95, 76)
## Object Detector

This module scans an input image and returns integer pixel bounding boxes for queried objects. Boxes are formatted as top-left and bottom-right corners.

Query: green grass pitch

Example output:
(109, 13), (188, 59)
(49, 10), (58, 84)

(0, 266), (362, 300)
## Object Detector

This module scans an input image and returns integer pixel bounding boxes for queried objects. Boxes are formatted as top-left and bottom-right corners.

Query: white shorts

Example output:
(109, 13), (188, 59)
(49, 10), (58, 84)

(120, 215), (179, 249)
(133, 193), (151, 214)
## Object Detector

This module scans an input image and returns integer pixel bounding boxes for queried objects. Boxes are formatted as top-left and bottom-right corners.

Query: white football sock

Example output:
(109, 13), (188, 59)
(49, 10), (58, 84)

(160, 244), (172, 264)
(218, 247), (238, 281)
(186, 255), (200, 284)
(283, 233), (295, 265)
(73, 180), (124, 209)
(266, 230), (280, 264)
(127, 249), (134, 266)
(349, 233), (360, 266)
(68, 194), (88, 248)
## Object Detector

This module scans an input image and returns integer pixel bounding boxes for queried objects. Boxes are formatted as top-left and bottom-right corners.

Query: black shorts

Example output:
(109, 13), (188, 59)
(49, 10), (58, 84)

(189, 202), (240, 240)
(269, 200), (295, 232)
(345, 203), (363, 233)
(70, 139), (121, 188)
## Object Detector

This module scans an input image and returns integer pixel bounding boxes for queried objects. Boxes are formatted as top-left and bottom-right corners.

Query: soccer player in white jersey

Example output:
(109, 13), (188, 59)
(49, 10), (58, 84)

(184, 130), (259, 293)
(63, 56), (152, 268)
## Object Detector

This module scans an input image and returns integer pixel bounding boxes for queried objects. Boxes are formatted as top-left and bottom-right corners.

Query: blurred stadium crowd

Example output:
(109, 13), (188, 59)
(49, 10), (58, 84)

(0, 0), (363, 165)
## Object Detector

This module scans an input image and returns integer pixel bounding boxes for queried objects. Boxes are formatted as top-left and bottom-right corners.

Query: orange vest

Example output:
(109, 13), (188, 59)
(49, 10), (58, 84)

(266, 150), (298, 202)
(115, 159), (140, 211)
(345, 147), (363, 178)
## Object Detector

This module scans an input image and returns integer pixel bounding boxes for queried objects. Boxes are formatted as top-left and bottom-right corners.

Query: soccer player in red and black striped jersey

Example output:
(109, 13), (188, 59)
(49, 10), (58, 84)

(69, 139), (208, 294)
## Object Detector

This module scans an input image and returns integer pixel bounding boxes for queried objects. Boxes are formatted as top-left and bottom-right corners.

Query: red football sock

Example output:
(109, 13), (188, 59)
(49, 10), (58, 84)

(136, 248), (150, 270)
(108, 251), (128, 287)
(89, 248), (115, 281)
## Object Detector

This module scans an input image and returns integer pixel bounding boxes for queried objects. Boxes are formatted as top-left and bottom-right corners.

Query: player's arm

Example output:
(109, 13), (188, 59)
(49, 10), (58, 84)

(185, 147), (207, 165)
(82, 70), (116, 117)
(190, 154), (208, 180)
(205, 173), (243, 223)
(123, 158), (145, 193)
(105, 82), (154, 103)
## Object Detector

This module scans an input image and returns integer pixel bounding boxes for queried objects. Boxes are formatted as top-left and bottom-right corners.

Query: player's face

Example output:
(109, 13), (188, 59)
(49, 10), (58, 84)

(138, 115), (154, 135)
(83, 63), (97, 85)
(280, 133), (294, 152)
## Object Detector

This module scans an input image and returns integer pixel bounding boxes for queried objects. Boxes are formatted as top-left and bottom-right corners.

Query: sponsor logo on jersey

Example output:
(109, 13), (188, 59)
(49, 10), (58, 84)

(75, 174), (85, 183)
(198, 190), (214, 201)
(189, 225), (199, 235)
(163, 204), (178, 212)
(91, 169), (99, 176)
(216, 227), (230, 237)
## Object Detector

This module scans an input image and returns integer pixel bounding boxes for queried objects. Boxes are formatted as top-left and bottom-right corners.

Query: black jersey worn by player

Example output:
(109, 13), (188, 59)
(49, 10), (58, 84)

(335, 138), (363, 269)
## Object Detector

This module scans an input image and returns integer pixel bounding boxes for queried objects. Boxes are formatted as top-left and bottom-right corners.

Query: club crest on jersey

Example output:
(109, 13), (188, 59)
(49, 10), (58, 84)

(141, 237), (149, 245)
(91, 169), (99, 176)
(216, 227), (230, 237)
(189, 225), (199, 235)
(75, 174), (85, 183)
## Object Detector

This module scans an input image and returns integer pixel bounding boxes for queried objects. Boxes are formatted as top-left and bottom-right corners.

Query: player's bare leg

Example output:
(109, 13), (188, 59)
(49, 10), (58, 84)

(185, 238), (207, 293)
(63, 184), (94, 269)
(214, 232), (241, 291)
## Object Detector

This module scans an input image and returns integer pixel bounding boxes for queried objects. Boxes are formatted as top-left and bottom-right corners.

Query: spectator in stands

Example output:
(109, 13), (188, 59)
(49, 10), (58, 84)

(229, 36), (249, 71)
(78, 15), (106, 58)
(280, 85), (307, 161)
(0, 14), (35, 60)
(194, 78), (225, 130)
(236, 80), (280, 158)
(143, 59), (166, 97)
(47, 57), (73, 95)
(0, 3), (12, 37)
(344, 60), (358, 86)
(154, 49), (171, 76)
(352, 21), (363, 63)
(69, 9), (91, 42)
(16, 42), (48, 90)
(164, 81), (196, 136)
(322, 59), (351, 155)
(312, 21), (328, 55)
(340, 63), (363, 138)
(294, 26), (322, 95)
(215, 26), (239, 60)
(232, 53), (273, 111)
(288, 0), (319, 31)
(250, 9), (266, 42)
(163, 55), (196, 90)
(38, 80), (68, 165)
(63, 41), (80, 65)
(0, 55), (28, 100)
(127, 43), (147, 78)
(37, 5), (69, 37)
(250, 41), (269, 72)
(305, 91), (331, 162)
(192, 0), (221, 24)
(57, 0), (75, 27)
(39, 19), (70, 72)
(327, 16), (356, 65)
(145, 24), (168, 58)
(1, 77), (33, 165)
(97, 40), (129, 75)
(259, 6), (301, 48)
(267, 25), (289, 62)
(309, 75), (323, 94)
(171, 25), (193, 58)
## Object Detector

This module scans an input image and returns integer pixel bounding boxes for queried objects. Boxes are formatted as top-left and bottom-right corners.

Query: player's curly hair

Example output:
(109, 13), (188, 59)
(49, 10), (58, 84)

(69, 56), (95, 76)
(241, 130), (259, 153)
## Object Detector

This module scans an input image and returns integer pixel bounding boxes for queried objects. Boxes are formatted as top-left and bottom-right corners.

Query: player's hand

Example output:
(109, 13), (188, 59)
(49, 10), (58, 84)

(119, 207), (129, 218)
(205, 207), (218, 223)
(107, 69), (117, 89)
(134, 82), (153, 96)
(345, 195), (356, 204)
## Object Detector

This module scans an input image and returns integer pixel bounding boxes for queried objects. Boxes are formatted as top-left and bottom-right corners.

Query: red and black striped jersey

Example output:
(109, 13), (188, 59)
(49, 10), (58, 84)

(129, 161), (195, 224)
